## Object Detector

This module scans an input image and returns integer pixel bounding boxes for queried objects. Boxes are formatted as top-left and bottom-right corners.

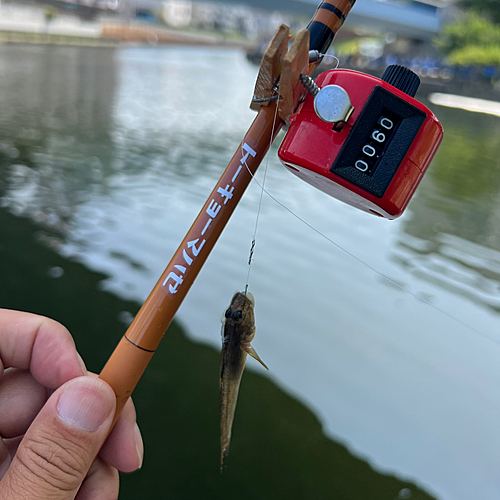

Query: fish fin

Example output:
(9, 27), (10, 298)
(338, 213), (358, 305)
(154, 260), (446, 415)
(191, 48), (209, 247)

(243, 344), (269, 370)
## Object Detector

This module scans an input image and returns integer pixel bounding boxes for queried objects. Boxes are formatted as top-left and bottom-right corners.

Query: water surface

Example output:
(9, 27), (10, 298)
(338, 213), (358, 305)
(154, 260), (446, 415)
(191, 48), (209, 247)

(1, 44), (500, 499)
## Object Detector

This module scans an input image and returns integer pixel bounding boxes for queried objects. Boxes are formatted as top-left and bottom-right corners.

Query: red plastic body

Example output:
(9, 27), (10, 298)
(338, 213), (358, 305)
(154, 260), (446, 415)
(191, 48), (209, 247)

(278, 69), (443, 219)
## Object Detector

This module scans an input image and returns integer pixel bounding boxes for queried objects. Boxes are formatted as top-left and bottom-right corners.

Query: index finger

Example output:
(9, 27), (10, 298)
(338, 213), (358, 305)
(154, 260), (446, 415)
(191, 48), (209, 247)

(0, 309), (86, 389)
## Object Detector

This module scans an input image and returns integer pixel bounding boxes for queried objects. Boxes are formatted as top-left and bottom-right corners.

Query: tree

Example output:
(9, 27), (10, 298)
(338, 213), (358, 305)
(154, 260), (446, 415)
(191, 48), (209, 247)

(435, 13), (500, 66)
(459, 0), (500, 24)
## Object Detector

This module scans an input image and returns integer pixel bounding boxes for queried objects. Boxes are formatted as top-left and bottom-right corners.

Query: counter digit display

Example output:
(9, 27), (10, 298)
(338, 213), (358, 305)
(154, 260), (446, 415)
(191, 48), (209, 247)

(331, 86), (426, 198)
(354, 110), (401, 176)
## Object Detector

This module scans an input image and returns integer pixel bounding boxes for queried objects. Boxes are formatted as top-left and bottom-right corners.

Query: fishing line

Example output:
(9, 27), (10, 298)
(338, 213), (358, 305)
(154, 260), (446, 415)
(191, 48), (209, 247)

(244, 91), (281, 296)
(320, 53), (340, 68)
(244, 58), (337, 295)
(241, 157), (500, 347)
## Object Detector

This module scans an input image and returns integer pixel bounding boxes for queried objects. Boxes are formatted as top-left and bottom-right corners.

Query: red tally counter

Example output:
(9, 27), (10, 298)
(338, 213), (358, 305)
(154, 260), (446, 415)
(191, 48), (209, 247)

(278, 65), (443, 219)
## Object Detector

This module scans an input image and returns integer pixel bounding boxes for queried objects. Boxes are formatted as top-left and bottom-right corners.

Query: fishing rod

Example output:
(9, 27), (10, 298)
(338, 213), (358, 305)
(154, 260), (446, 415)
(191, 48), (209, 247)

(99, 0), (357, 423)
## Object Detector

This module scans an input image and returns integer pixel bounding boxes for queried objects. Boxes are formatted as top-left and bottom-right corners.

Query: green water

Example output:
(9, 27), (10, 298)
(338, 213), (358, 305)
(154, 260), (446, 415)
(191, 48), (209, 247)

(1, 44), (500, 499)
(0, 208), (429, 499)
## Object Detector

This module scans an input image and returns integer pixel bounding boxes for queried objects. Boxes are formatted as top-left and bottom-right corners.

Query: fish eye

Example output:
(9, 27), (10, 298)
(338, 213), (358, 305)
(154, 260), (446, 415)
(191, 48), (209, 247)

(232, 310), (243, 320)
(225, 308), (232, 318)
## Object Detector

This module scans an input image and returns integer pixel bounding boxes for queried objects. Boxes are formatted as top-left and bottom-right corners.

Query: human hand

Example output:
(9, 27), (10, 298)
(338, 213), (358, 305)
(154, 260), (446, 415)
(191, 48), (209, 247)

(0, 309), (143, 500)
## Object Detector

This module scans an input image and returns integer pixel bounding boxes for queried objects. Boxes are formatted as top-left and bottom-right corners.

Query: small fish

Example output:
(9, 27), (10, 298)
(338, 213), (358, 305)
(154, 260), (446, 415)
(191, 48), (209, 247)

(220, 291), (268, 470)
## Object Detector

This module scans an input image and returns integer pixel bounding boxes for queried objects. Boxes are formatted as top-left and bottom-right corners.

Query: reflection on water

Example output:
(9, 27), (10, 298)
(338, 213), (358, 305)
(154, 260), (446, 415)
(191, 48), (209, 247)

(397, 106), (500, 313)
(1, 44), (500, 499)
(0, 45), (117, 233)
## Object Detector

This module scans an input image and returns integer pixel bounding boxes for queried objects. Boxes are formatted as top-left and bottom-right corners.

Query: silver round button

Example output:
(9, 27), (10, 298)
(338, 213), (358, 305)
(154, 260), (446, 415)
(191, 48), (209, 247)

(313, 85), (354, 124)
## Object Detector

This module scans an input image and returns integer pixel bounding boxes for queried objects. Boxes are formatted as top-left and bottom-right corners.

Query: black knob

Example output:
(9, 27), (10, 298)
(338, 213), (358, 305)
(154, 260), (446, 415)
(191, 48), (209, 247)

(381, 65), (420, 98)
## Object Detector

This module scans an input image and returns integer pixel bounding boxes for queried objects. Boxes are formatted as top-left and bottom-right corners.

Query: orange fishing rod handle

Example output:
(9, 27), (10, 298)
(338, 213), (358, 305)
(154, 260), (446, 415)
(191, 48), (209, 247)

(99, 105), (283, 423)
(100, 336), (154, 426)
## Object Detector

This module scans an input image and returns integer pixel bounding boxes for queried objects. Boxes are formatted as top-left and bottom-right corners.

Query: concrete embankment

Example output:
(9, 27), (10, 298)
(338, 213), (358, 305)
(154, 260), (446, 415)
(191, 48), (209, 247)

(0, 23), (252, 49)
(101, 22), (253, 49)
(0, 30), (116, 47)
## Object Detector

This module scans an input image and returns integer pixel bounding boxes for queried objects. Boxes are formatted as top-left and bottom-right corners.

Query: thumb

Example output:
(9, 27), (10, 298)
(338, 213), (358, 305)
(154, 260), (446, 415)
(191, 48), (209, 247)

(0, 376), (116, 500)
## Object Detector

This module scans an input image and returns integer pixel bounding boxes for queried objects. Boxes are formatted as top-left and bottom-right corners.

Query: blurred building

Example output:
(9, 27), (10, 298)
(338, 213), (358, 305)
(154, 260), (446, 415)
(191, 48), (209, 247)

(162, 0), (192, 28)
(115, 0), (459, 43)
(0, 1), (104, 38)
(160, 0), (295, 38)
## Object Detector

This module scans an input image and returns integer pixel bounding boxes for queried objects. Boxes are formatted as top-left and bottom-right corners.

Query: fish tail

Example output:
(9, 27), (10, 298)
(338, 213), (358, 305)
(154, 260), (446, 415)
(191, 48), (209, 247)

(220, 448), (229, 472)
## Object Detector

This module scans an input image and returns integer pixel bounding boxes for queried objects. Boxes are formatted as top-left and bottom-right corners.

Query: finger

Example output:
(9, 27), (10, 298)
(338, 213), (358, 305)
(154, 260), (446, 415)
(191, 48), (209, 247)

(75, 458), (119, 500)
(83, 373), (143, 473)
(0, 369), (47, 438)
(0, 376), (116, 500)
(99, 398), (143, 473)
(0, 309), (86, 388)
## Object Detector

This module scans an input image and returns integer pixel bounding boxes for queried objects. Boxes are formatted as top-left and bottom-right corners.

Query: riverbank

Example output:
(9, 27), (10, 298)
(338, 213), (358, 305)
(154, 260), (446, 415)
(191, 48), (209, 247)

(0, 30), (117, 47)
(0, 22), (253, 49)
(0, 23), (254, 49)
(101, 21), (254, 49)
(0, 3), (253, 49)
